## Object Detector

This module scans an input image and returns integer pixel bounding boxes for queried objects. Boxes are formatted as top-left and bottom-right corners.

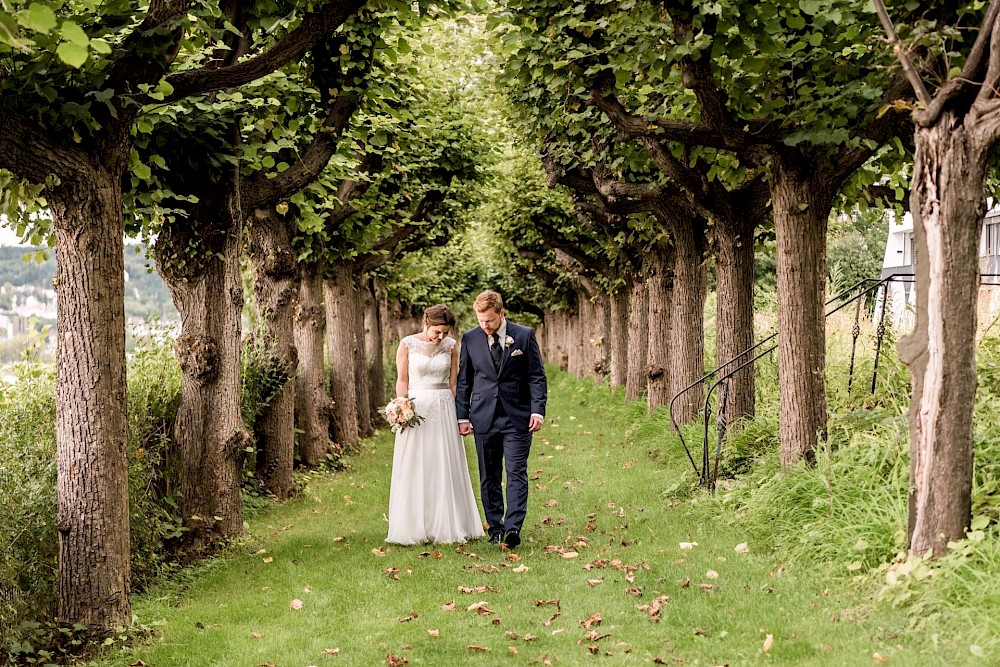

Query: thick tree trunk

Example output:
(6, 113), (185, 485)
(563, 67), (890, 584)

(51, 167), (130, 631)
(646, 245), (674, 411)
(714, 220), (757, 428)
(771, 152), (832, 465)
(899, 117), (982, 556)
(668, 223), (707, 424)
(364, 278), (386, 422)
(294, 265), (335, 466)
(353, 273), (373, 438)
(568, 296), (586, 377)
(325, 262), (360, 446)
(625, 278), (649, 401)
(609, 287), (629, 388)
(247, 208), (298, 498)
(157, 184), (250, 550)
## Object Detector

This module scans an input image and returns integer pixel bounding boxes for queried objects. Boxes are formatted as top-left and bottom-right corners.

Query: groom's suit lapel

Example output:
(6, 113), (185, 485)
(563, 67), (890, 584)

(479, 330), (500, 379)
(497, 322), (517, 374)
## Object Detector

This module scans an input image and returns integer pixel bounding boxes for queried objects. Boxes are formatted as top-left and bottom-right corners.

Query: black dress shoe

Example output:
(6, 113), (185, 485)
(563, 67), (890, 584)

(502, 531), (521, 549)
(488, 533), (503, 544)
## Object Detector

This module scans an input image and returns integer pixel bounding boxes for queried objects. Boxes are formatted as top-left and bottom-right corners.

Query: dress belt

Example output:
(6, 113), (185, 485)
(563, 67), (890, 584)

(410, 383), (450, 390)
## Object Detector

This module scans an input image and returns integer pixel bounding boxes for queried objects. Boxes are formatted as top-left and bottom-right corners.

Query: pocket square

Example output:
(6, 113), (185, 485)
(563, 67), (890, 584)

(510, 349), (524, 357)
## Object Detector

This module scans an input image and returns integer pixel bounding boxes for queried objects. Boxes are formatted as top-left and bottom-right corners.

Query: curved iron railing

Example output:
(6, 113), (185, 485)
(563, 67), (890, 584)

(668, 275), (897, 488)
(670, 273), (1000, 489)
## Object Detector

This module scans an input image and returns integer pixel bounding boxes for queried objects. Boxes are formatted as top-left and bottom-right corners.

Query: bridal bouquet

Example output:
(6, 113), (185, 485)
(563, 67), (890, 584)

(380, 396), (424, 434)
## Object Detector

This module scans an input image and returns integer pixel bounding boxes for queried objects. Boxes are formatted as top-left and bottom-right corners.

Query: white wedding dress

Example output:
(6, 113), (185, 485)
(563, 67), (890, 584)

(386, 335), (486, 545)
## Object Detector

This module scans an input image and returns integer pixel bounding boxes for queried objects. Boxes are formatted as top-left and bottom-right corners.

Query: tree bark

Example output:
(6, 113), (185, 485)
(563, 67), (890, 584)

(714, 217), (757, 428)
(625, 278), (649, 401)
(353, 273), (373, 438)
(898, 116), (982, 556)
(771, 151), (833, 465)
(294, 264), (335, 466)
(646, 245), (674, 411)
(247, 208), (298, 498)
(608, 287), (629, 388)
(667, 221), (708, 424)
(364, 277), (386, 423)
(156, 178), (250, 550)
(51, 167), (131, 631)
(325, 262), (360, 446)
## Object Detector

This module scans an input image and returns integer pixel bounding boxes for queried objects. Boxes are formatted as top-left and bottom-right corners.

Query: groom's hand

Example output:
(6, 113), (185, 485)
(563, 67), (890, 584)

(459, 422), (473, 436)
(529, 415), (544, 432)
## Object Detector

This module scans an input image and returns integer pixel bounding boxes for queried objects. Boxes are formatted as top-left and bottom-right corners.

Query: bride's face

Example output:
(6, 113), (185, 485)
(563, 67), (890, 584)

(424, 324), (450, 343)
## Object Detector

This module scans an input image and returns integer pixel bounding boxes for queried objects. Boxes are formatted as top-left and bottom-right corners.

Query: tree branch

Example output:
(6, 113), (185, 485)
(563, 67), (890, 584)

(0, 111), (92, 183)
(163, 0), (367, 102)
(873, 0), (933, 109)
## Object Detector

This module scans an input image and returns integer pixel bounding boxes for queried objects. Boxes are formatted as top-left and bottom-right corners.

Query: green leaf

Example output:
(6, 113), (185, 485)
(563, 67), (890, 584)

(59, 19), (89, 45)
(799, 0), (821, 15)
(56, 41), (88, 68)
(970, 515), (990, 531)
(23, 4), (57, 33)
(90, 37), (111, 54)
(133, 163), (151, 180)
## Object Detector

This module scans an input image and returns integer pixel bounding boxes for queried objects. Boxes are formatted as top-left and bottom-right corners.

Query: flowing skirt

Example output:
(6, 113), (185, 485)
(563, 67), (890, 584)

(386, 388), (485, 544)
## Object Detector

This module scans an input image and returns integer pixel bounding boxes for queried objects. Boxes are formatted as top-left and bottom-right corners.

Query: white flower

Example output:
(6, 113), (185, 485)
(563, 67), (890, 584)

(504, 335), (514, 348)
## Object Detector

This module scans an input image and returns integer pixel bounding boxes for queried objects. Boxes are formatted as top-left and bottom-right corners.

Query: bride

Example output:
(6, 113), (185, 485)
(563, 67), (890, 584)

(386, 304), (486, 545)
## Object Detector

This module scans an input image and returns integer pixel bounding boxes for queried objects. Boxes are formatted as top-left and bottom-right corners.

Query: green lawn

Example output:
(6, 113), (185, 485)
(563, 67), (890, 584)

(89, 372), (958, 666)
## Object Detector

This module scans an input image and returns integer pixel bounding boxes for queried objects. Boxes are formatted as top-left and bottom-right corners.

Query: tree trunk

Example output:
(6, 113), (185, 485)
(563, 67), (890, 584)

(646, 245), (674, 411)
(294, 264), (335, 466)
(353, 273), (373, 438)
(156, 182), (250, 550)
(898, 116), (983, 556)
(714, 219), (757, 428)
(668, 222), (707, 424)
(609, 287), (629, 388)
(771, 151), (833, 465)
(569, 295), (586, 377)
(51, 167), (130, 631)
(247, 208), (298, 498)
(325, 262), (360, 447)
(625, 278), (649, 401)
(364, 278), (386, 422)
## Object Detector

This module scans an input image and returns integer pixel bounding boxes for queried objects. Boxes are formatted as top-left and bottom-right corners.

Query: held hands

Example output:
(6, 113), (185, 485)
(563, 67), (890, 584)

(458, 422), (474, 436)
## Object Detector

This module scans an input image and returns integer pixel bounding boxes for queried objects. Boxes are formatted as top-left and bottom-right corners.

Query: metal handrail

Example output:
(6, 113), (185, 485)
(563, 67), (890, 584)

(670, 272), (1000, 489)
(668, 274), (912, 490)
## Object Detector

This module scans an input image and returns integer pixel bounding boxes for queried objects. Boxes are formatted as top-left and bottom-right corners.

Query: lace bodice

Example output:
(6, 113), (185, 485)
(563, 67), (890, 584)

(403, 335), (455, 387)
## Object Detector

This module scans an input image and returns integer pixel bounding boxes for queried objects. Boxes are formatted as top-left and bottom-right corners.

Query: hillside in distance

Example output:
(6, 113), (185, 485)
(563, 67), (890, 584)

(0, 245), (177, 321)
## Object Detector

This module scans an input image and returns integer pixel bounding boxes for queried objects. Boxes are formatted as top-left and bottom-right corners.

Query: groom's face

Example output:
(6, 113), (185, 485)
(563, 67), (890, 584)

(475, 307), (504, 336)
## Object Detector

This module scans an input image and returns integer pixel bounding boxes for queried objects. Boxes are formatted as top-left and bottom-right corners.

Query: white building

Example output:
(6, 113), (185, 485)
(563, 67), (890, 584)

(880, 208), (1000, 329)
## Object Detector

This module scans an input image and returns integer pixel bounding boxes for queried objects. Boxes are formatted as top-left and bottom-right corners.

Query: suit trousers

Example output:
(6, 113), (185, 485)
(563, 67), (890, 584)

(473, 412), (532, 537)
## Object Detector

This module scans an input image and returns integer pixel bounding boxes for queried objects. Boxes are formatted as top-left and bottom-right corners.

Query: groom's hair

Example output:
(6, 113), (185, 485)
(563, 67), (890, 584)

(424, 304), (456, 328)
(473, 290), (504, 313)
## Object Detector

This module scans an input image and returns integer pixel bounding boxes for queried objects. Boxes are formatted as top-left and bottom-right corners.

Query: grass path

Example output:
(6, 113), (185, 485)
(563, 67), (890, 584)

(91, 372), (950, 666)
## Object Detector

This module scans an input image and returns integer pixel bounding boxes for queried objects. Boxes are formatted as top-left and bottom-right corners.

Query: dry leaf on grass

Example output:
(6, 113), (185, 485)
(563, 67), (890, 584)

(398, 610), (418, 623)
(536, 599), (561, 610)
(459, 585), (499, 594)
(372, 548), (386, 557)
(250, 632), (262, 639)
(384, 567), (400, 580)
(322, 648), (340, 655)
(706, 570), (719, 579)
(587, 578), (604, 587)
(466, 645), (490, 652)
(763, 634), (774, 652)
(385, 654), (408, 666)
(467, 601), (494, 615)
(580, 613), (603, 630)
(289, 599), (303, 610)
(427, 629), (439, 637)
(872, 653), (889, 664)
(441, 600), (456, 611)
(679, 541), (698, 550)
(513, 564), (530, 573)
(735, 542), (749, 554)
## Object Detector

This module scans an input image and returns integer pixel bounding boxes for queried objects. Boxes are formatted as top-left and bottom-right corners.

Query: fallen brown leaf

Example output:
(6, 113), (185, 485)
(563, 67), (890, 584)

(466, 645), (490, 652)
(289, 599), (303, 609)
(587, 578), (604, 587)
(398, 610), (418, 623)
(872, 653), (889, 664)
(250, 631), (262, 639)
(441, 600), (456, 611)
(580, 613), (603, 630)
(427, 629), (439, 637)
(322, 648), (340, 655)
(385, 654), (408, 666)
(763, 634), (774, 652)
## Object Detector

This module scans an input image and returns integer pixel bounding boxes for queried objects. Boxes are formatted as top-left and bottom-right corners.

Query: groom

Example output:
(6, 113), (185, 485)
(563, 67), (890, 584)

(456, 290), (547, 549)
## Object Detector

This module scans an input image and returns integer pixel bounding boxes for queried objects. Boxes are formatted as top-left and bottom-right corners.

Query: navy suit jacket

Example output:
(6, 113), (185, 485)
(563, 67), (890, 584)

(456, 320), (547, 432)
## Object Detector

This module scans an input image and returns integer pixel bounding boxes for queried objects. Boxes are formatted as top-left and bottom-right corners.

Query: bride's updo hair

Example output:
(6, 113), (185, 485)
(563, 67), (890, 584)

(423, 304), (456, 329)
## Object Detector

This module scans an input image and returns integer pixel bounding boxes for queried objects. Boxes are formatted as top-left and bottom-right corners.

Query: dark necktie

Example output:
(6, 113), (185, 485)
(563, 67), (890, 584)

(490, 332), (502, 371)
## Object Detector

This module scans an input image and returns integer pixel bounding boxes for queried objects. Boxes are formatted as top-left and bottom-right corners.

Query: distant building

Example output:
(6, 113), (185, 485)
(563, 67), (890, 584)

(880, 208), (1000, 328)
